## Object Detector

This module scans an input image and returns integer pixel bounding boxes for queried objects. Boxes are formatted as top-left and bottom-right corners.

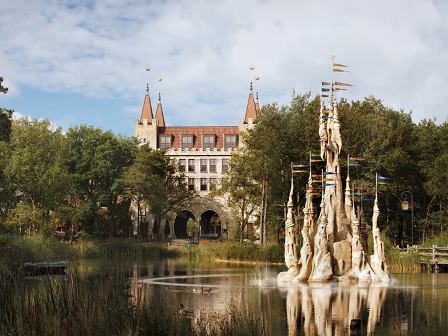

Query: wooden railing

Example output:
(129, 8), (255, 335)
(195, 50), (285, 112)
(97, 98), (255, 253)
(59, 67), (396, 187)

(399, 245), (448, 272)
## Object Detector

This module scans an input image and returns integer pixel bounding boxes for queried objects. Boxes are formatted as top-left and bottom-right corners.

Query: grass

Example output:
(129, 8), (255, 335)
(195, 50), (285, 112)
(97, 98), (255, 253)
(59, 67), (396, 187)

(0, 234), (180, 272)
(186, 240), (284, 264)
(421, 230), (448, 247)
(0, 268), (266, 336)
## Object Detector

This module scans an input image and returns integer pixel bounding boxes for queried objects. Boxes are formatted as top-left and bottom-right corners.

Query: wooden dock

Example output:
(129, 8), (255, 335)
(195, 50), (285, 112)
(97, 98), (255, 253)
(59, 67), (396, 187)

(23, 261), (68, 276)
(401, 246), (448, 273)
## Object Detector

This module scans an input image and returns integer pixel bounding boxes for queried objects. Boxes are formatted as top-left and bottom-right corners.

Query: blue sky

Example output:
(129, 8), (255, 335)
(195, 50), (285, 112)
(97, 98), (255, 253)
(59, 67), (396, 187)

(1, 0), (447, 136)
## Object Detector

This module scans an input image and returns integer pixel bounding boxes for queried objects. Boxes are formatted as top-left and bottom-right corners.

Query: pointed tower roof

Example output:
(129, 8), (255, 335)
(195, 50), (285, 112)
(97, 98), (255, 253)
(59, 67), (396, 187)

(155, 93), (165, 127)
(255, 91), (260, 112)
(139, 83), (154, 124)
(243, 82), (258, 124)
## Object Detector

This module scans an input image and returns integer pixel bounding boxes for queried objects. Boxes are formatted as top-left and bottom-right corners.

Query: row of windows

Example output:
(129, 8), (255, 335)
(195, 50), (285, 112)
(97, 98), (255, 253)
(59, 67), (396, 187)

(188, 178), (219, 191)
(159, 134), (238, 149)
(179, 158), (229, 173)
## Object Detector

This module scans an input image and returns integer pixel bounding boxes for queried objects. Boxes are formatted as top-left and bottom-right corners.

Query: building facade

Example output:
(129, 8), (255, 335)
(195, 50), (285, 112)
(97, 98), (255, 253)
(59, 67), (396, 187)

(133, 86), (259, 240)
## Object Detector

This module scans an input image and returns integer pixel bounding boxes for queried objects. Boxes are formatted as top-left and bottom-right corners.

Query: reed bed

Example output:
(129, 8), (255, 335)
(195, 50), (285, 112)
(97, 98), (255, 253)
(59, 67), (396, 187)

(0, 268), (266, 336)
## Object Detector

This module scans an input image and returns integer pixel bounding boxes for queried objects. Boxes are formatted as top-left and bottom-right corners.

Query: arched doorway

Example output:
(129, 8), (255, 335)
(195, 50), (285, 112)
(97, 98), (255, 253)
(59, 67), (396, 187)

(200, 210), (221, 239)
(174, 210), (195, 239)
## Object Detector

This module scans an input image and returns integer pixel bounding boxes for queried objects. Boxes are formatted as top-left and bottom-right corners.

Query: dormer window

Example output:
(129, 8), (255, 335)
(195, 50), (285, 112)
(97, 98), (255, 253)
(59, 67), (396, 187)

(224, 135), (238, 149)
(203, 135), (215, 149)
(181, 135), (194, 149)
(159, 135), (171, 149)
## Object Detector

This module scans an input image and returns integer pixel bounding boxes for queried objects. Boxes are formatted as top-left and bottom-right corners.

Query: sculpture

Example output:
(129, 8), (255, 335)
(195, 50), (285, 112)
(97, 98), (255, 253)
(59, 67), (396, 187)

(278, 75), (390, 283)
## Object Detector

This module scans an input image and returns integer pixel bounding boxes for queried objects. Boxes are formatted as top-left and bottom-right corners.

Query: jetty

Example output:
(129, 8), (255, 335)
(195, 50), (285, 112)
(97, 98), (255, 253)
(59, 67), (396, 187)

(23, 261), (68, 276)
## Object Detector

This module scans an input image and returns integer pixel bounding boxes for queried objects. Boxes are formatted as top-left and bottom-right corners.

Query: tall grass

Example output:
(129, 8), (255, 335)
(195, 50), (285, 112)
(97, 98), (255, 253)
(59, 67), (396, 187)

(186, 241), (284, 264)
(421, 230), (448, 247)
(0, 268), (266, 336)
(0, 234), (179, 272)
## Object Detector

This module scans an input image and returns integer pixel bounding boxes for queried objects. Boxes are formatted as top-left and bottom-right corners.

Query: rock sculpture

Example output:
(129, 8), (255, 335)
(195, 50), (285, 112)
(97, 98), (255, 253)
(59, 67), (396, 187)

(278, 77), (390, 283)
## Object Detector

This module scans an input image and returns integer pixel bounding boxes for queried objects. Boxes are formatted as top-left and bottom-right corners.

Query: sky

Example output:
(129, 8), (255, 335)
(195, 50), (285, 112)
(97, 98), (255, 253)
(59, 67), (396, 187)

(0, 0), (447, 136)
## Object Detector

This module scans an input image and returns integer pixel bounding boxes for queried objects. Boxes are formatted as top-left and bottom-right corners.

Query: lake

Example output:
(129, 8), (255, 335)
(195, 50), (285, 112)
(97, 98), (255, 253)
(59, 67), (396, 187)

(124, 258), (448, 336)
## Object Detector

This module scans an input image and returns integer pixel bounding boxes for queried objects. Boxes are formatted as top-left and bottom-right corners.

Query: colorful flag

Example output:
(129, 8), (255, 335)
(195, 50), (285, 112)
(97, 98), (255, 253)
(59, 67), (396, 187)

(377, 176), (392, 181)
(334, 81), (353, 86)
(324, 172), (337, 175)
(321, 88), (330, 92)
(320, 94), (329, 98)
(324, 183), (336, 186)
(333, 69), (348, 73)
(322, 81), (331, 86)
(349, 163), (363, 168)
(349, 157), (366, 161)
(310, 159), (323, 162)
(335, 88), (347, 91)
(292, 170), (307, 173)
(292, 164), (307, 168)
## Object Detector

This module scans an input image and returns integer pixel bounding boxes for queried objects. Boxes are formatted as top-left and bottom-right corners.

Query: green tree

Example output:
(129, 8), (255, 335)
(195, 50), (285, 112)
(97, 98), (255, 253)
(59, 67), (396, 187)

(122, 145), (192, 238)
(5, 119), (68, 234)
(0, 76), (13, 142)
(65, 126), (136, 237)
(214, 152), (261, 242)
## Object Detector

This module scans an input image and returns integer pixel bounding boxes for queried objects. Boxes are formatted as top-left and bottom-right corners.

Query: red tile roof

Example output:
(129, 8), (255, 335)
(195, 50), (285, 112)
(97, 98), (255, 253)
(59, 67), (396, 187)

(159, 126), (239, 149)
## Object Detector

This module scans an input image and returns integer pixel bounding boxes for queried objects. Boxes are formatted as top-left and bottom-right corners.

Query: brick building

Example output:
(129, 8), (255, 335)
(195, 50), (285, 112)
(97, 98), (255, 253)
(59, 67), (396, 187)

(133, 85), (259, 240)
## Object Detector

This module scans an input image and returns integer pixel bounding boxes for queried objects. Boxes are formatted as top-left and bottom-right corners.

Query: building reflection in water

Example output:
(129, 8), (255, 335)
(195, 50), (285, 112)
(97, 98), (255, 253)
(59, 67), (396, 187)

(284, 282), (387, 336)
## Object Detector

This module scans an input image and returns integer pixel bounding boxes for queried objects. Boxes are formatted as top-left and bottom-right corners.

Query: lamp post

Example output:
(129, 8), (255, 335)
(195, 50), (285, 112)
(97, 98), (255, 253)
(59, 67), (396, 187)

(401, 191), (414, 246)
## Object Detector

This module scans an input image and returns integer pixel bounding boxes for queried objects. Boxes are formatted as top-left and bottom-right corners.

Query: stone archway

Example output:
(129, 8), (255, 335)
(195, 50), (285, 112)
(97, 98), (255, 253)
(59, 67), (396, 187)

(173, 210), (195, 239)
(200, 210), (221, 239)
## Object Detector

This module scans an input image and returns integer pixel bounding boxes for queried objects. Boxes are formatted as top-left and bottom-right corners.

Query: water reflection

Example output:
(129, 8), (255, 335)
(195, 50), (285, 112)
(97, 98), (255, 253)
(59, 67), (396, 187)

(283, 282), (387, 336)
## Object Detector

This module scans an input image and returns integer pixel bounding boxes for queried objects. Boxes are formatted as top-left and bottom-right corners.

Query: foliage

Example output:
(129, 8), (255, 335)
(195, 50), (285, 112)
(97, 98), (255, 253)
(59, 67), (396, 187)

(3, 119), (68, 234)
(122, 145), (192, 237)
(187, 241), (284, 263)
(0, 268), (266, 336)
(223, 93), (448, 247)
(65, 125), (136, 237)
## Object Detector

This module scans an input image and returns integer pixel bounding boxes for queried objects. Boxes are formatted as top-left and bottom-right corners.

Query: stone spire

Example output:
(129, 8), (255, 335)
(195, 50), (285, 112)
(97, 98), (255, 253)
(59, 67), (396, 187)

(155, 93), (165, 127)
(243, 82), (258, 124)
(139, 83), (154, 124)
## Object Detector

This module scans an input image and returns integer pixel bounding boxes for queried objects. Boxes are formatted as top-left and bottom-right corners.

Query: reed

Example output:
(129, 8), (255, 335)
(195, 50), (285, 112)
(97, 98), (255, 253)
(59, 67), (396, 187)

(186, 241), (284, 264)
(0, 268), (266, 336)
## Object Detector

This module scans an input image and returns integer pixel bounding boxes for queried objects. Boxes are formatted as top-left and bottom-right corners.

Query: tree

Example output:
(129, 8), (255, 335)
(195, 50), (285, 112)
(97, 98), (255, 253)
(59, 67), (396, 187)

(0, 77), (13, 142)
(5, 119), (68, 234)
(214, 152), (261, 242)
(122, 145), (192, 238)
(65, 126), (136, 237)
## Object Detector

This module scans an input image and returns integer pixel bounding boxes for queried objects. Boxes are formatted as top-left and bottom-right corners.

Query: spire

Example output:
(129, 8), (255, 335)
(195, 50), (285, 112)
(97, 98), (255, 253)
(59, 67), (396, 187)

(243, 82), (258, 124)
(155, 92), (165, 127)
(255, 91), (260, 112)
(139, 83), (154, 124)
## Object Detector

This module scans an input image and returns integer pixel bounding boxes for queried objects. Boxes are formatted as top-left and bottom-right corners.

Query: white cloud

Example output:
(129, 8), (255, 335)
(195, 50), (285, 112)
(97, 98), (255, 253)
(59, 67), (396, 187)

(0, 0), (447, 126)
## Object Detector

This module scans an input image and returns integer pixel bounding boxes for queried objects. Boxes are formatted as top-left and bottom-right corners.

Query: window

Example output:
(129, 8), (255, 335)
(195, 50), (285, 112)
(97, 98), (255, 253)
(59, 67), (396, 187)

(224, 135), (238, 149)
(188, 178), (195, 191)
(222, 158), (229, 173)
(210, 159), (216, 173)
(181, 135), (194, 149)
(142, 138), (147, 144)
(203, 135), (215, 149)
(179, 159), (186, 172)
(159, 135), (171, 149)
(188, 159), (195, 172)
(209, 178), (217, 191)
(200, 159), (208, 173)
(200, 178), (208, 191)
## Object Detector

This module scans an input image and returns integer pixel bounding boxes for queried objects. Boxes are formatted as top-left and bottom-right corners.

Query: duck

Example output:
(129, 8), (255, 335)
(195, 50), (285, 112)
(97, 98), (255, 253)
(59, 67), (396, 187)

(201, 287), (212, 294)
(179, 304), (194, 318)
